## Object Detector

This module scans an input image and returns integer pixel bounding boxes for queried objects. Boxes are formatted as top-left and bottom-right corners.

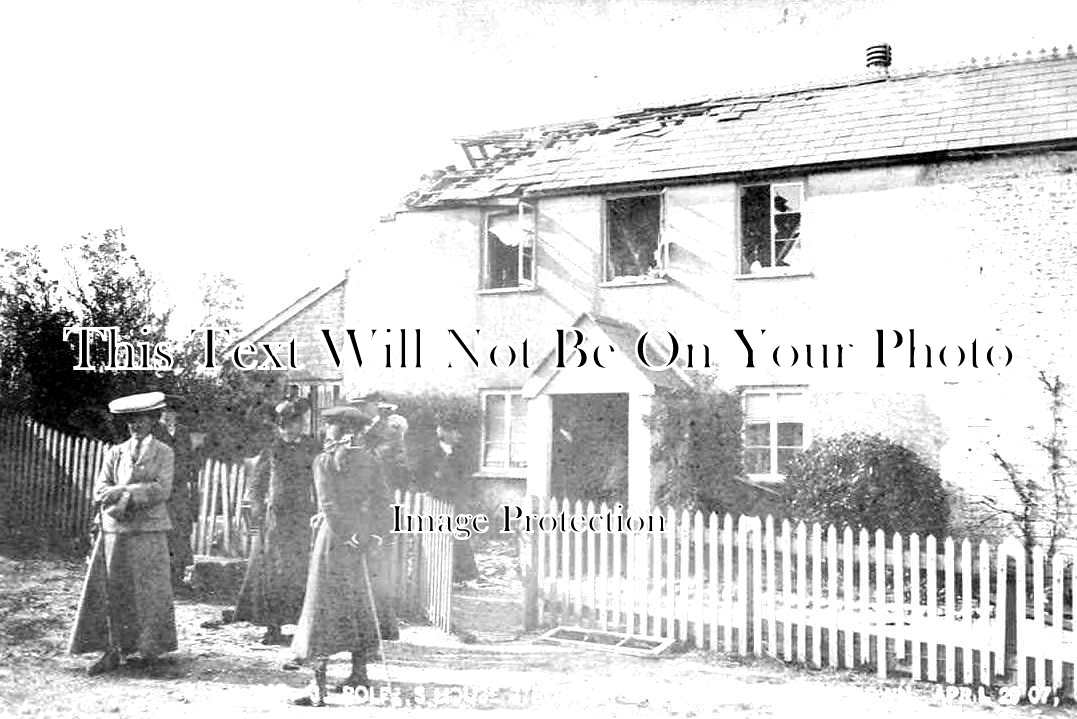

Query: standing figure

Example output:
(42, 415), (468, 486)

(153, 406), (197, 590)
(347, 391), (402, 641)
(348, 391), (411, 490)
(288, 406), (389, 707)
(69, 391), (178, 675)
(434, 420), (479, 583)
(234, 398), (320, 644)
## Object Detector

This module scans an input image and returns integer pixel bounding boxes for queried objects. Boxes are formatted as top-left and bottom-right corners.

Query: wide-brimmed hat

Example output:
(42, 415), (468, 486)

(321, 406), (368, 425)
(108, 391), (167, 415)
(347, 390), (397, 412)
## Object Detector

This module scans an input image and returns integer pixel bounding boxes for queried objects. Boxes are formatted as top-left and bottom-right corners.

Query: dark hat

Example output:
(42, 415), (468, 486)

(321, 406), (367, 425)
(108, 391), (167, 415)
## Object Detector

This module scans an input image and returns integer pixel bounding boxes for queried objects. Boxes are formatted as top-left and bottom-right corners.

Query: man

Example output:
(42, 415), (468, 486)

(289, 406), (387, 706)
(153, 405), (197, 590)
(69, 391), (178, 675)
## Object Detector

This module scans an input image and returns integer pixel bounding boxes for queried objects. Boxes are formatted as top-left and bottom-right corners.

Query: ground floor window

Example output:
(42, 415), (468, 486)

(481, 390), (528, 473)
(743, 388), (807, 479)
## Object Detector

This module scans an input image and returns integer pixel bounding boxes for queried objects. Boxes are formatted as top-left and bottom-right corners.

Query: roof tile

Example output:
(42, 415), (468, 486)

(406, 54), (1077, 207)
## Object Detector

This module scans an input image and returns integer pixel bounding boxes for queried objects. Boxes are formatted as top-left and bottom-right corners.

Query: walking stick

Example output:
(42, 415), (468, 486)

(360, 552), (393, 692)
(95, 503), (117, 654)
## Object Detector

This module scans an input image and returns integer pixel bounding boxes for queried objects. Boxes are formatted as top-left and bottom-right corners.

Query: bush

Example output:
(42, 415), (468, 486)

(650, 386), (754, 516)
(781, 433), (949, 536)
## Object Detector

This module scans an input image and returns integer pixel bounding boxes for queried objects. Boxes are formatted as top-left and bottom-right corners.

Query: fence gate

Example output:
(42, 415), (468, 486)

(529, 494), (1077, 702)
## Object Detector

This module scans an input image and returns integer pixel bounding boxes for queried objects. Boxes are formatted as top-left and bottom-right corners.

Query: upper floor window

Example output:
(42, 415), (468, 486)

(604, 193), (667, 282)
(481, 390), (528, 473)
(740, 182), (803, 274)
(743, 388), (806, 480)
(482, 202), (535, 290)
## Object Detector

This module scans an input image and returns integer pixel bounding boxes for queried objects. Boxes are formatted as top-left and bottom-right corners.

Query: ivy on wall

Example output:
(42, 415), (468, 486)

(648, 384), (781, 517)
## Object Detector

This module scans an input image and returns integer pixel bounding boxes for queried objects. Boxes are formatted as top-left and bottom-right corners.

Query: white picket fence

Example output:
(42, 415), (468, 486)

(528, 496), (1077, 697)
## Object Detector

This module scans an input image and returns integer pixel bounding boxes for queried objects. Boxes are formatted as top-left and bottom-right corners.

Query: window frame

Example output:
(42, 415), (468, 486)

(479, 388), (528, 476)
(601, 190), (669, 285)
(736, 180), (808, 278)
(741, 386), (809, 483)
(479, 201), (537, 292)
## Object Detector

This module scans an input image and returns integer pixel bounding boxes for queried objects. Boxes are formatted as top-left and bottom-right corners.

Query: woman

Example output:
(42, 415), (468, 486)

(289, 406), (387, 707)
(69, 391), (178, 675)
(234, 398), (320, 644)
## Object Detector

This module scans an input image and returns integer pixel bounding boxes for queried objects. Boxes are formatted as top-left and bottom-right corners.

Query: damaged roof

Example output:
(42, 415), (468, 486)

(405, 49), (1077, 208)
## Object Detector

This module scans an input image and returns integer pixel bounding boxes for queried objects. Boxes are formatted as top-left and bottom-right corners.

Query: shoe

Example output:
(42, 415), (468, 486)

(282, 660), (302, 671)
(332, 673), (369, 693)
(87, 648), (121, 676)
(288, 695), (325, 707)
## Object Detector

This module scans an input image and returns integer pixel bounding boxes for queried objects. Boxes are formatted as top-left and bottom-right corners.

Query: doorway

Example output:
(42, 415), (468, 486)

(550, 393), (629, 504)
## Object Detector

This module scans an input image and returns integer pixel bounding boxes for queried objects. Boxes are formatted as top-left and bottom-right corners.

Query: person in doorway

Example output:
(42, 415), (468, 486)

(234, 397), (320, 645)
(434, 419), (479, 584)
(69, 391), (178, 675)
(288, 406), (388, 706)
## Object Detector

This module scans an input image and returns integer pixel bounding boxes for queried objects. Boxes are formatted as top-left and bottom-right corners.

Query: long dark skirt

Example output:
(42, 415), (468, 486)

(368, 547), (400, 641)
(234, 510), (311, 627)
(166, 501), (193, 586)
(291, 526), (380, 661)
(69, 532), (177, 658)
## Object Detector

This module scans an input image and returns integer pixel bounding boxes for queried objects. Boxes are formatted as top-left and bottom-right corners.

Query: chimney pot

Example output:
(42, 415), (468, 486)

(866, 43), (893, 71)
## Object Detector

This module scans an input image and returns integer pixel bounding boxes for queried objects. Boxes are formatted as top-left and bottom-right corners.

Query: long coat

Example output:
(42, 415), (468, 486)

(234, 435), (319, 627)
(153, 422), (197, 584)
(69, 435), (177, 658)
(290, 441), (387, 660)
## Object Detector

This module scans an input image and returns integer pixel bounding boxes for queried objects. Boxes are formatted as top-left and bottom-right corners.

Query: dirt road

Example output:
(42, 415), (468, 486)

(1, 550), (1071, 718)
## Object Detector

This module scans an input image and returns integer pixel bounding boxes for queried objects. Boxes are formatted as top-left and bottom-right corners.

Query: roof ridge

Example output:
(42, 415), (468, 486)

(454, 44), (1077, 143)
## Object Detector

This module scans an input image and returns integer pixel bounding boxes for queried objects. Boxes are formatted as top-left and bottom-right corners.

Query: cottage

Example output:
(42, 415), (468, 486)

(241, 46), (1077, 525)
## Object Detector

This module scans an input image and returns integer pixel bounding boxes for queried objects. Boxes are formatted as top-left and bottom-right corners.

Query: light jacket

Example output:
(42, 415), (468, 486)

(94, 435), (174, 533)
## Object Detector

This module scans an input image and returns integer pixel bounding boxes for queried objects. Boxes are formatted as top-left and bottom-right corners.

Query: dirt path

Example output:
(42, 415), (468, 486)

(1, 550), (1073, 718)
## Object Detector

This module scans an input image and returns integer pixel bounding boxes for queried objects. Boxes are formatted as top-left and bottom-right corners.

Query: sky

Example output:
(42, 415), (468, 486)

(2, 0), (1075, 334)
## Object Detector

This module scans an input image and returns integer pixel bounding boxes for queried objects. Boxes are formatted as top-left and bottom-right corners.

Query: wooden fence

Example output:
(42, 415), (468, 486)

(0, 412), (111, 540)
(529, 496), (1077, 699)
(0, 413), (454, 633)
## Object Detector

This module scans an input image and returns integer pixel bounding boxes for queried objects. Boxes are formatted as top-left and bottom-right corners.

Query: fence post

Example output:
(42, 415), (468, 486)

(521, 495), (540, 631)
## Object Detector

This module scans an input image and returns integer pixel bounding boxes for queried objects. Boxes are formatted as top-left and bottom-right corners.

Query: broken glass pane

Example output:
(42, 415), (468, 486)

(773, 184), (801, 213)
(485, 212), (525, 289)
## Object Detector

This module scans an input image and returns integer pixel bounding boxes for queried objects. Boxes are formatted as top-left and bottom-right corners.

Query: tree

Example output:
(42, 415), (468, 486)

(63, 228), (173, 432)
(0, 245), (87, 428)
(975, 372), (1072, 557)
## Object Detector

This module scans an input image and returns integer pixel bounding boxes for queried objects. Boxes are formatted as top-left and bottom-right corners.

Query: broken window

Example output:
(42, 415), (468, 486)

(482, 390), (528, 472)
(604, 194), (666, 281)
(740, 183), (802, 274)
(482, 203), (535, 290)
(743, 389), (806, 478)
